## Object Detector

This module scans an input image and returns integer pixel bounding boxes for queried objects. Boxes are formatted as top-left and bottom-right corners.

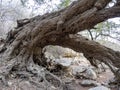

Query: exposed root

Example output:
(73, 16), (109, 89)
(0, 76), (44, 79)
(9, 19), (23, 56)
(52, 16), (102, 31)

(26, 55), (64, 89)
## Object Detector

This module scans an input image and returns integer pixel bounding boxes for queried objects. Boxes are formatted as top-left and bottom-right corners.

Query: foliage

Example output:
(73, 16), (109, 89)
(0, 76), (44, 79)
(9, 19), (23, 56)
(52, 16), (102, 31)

(59, 0), (71, 8)
(93, 21), (119, 40)
(20, 0), (44, 6)
(81, 20), (120, 42)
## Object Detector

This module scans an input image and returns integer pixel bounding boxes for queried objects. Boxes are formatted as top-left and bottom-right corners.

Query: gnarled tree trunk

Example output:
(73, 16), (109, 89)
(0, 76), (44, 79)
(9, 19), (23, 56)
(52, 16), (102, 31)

(0, 0), (120, 87)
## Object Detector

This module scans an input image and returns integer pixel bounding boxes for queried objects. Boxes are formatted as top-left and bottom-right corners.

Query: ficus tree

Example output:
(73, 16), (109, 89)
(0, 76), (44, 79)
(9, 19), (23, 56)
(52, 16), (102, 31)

(0, 0), (120, 88)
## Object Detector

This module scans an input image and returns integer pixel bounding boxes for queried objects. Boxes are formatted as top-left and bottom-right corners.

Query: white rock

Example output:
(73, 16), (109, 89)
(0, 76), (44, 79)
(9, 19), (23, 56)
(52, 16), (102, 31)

(81, 80), (100, 86)
(8, 81), (12, 86)
(63, 77), (73, 84)
(71, 65), (87, 75)
(85, 68), (97, 79)
(55, 58), (72, 67)
(44, 52), (55, 60)
(71, 66), (97, 80)
(89, 86), (110, 90)
(44, 45), (78, 59)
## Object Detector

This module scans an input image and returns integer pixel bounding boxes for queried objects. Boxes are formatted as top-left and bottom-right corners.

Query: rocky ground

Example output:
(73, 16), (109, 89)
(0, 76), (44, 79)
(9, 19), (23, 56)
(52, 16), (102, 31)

(0, 70), (116, 90)
(0, 45), (119, 90)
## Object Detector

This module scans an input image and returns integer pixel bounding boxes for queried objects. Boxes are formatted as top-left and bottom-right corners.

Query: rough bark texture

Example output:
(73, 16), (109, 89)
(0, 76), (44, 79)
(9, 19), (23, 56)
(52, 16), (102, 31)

(0, 0), (120, 87)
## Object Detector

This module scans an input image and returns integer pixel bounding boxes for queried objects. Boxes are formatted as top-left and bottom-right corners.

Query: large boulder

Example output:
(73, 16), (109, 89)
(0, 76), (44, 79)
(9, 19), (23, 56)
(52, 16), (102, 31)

(44, 45), (80, 59)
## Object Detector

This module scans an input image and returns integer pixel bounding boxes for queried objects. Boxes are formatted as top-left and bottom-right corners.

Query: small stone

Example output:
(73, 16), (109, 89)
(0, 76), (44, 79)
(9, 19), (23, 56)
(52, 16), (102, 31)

(80, 80), (100, 87)
(85, 68), (97, 80)
(8, 81), (12, 86)
(55, 58), (72, 67)
(72, 65), (87, 75)
(63, 77), (73, 84)
(88, 86), (111, 90)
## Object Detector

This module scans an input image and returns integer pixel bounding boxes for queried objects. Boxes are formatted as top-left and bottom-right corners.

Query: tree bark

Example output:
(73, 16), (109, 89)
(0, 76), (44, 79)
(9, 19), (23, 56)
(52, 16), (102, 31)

(0, 0), (120, 86)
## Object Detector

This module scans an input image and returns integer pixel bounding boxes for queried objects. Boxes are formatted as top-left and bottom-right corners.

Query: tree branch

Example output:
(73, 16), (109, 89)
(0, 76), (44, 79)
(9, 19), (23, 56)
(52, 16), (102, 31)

(99, 33), (120, 41)
(64, 5), (120, 34)
(54, 34), (120, 69)
(87, 29), (94, 40)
